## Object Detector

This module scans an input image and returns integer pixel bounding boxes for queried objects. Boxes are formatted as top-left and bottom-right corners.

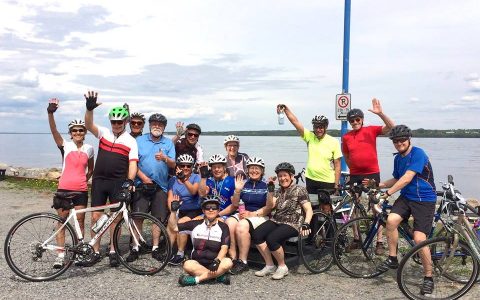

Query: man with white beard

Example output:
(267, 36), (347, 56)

(132, 113), (176, 229)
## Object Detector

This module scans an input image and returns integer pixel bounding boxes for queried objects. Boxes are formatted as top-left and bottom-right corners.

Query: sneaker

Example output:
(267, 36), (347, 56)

(126, 249), (139, 262)
(108, 252), (119, 267)
(169, 254), (185, 266)
(420, 277), (434, 295)
(53, 256), (65, 269)
(81, 252), (102, 267)
(152, 248), (166, 261)
(272, 265), (289, 280)
(230, 260), (249, 275)
(376, 257), (399, 273)
(216, 273), (231, 285)
(345, 239), (361, 253)
(375, 242), (385, 256)
(254, 265), (276, 277)
(178, 275), (197, 286)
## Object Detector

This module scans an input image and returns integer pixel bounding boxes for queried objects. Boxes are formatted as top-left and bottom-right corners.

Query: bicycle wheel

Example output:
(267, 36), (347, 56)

(4, 213), (77, 281)
(298, 211), (335, 273)
(397, 236), (478, 300)
(113, 212), (171, 275)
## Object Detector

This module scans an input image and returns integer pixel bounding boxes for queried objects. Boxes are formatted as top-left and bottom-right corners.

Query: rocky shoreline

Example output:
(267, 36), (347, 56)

(0, 163), (61, 180)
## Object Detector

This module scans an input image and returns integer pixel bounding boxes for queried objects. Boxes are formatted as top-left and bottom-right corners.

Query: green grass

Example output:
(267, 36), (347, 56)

(3, 176), (58, 192)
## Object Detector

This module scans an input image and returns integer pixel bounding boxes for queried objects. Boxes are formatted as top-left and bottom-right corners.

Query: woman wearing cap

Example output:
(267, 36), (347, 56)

(47, 98), (94, 268)
(167, 154), (202, 265)
(223, 135), (249, 178)
(227, 156), (269, 275)
(252, 162), (313, 280)
(170, 196), (233, 286)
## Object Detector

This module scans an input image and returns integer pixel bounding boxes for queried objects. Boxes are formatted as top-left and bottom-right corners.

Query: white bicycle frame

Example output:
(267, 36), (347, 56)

(40, 201), (144, 253)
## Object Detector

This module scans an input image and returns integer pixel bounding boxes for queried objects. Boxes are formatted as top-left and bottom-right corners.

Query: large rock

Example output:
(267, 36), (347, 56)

(46, 171), (61, 180)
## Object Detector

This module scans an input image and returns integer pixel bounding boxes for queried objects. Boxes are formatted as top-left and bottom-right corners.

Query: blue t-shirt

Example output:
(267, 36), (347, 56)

(240, 179), (267, 211)
(135, 134), (175, 192)
(168, 174), (201, 211)
(393, 146), (436, 202)
(206, 176), (235, 211)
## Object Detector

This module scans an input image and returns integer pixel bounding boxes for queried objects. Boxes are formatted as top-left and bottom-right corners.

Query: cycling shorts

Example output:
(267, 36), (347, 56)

(91, 178), (124, 210)
(54, 189), (88, 208)
(132, 189), (168, 223)
(390, 195), (435, 235)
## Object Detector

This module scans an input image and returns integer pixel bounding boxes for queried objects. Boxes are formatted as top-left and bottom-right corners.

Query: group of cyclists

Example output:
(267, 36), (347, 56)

(48, 91), (438, 295)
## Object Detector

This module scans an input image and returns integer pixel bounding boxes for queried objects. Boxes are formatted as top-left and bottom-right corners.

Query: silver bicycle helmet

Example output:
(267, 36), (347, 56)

(208, 154), (227, 165)
(246, 156), (265, 169)
(224, 135), (240, 145)
(130, 112), (145, 122)
(311, 115), (329, 127)
(68, 119), (86, 130)
(176, 154), (195, 165)
(201, 196), (221, 209)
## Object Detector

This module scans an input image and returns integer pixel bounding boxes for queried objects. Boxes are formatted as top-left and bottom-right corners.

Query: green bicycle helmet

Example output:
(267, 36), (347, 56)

(109, 107), (129, 121)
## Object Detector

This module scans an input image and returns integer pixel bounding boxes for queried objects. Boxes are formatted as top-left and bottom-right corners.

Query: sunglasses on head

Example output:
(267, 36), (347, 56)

(70, 128), (85, 133)
(348, 117), (362, 124)
(203, 205), (219, 211)
(110, 120), (124, 125)
(178, 164), (192, 169)
(131, 121), (144, 126)
(187, 132), (199, 138)
(392, 137), (409, 144)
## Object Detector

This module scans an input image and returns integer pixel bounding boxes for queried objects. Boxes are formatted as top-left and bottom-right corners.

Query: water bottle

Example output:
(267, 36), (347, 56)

(238, 199), (245, 216)
(92, 214), (109, 233)
(278, 110), (285, 125)
(474, 219), (480, 240)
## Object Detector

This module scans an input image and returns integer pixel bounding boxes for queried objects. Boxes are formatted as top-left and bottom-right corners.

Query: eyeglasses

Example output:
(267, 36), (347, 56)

(187, 132), (200, 138)
(392, 137), (409, 144)
(203, 205), (219, 211)
(131, 121), (144, 126)
(70, 128), (85, 133)
(313, 124), (326, 130)
(178, 164), (192, 169)
(110, 120), (124, 125)
(226, 144), (238, 148)
(348, 118), (362, 124)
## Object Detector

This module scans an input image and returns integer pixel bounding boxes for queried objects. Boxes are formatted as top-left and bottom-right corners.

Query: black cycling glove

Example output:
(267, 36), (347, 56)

(176, 170), (186, 181)
(122, 179), (134, 189)
(85, 93), (100, 111)
(207, 258), (221, 272)
(301, 223), (311, 231)
(199, 166), (210, 178)
(267, 181), (275, 193)
(47, 102), (58, 114)
(171, 200), (181, 212)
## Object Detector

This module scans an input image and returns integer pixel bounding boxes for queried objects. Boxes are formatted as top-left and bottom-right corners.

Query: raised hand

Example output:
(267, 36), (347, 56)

(368, 98), (383, 115)
(277, 104), (287, 113)
(47, 98), (59, 114)
(235, 174), (246, 191)
(175, 121), (185, 136)
(84, 91), (101, 111)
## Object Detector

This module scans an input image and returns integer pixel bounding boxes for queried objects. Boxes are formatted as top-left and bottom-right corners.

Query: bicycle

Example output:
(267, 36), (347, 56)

(332, 182), (458, 279)
(397, 175), (480, 300)
(4, 186), (171, 281)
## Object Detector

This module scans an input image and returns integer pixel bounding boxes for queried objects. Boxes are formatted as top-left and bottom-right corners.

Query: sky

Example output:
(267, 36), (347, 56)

(0, 0), (479, 132)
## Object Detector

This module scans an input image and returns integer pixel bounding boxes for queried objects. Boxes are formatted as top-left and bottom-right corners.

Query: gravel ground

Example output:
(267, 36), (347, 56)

(0, 181), (478, 300)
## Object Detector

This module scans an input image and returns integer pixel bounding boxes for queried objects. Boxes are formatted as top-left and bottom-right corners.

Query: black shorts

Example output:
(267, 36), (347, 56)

(91, 178), (124, 209)
(305, 178), (335, 194)
(132, 188), (168, 223)
(391, 195), (436, 235)
(178, 209), (203, 219)
(55, 189), (88, 208)
(348, 173), (380, 186)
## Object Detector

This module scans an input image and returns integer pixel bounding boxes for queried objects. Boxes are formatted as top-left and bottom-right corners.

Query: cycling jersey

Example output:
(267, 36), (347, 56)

(57, 139), (94, 191)
(302, 131), (342, 183)
(93, 126), (138, 180)
(178, 219), (230, 266)
(168, 174), (201, 211)
(342, 126), (383, 175)
(206, 176), (235, 211)
(226, 152), (249, 178)
(393, 146), (436, 202)
(175, 138), (204, 163)
(240, 179), (267, 212)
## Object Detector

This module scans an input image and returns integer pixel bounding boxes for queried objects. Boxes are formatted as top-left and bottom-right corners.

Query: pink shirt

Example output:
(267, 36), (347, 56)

(58, 139), (94, 191)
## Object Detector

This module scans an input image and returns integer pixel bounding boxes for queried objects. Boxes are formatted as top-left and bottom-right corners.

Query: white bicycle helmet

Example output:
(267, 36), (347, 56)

(246, 156), (265, 169)
(68, 119), (86, 130)
(224, 135), (240, 145)
(176, 154), (195, 165)
(208, 154), (227, 165)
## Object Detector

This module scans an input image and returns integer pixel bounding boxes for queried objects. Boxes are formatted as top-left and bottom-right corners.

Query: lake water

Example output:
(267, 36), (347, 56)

(1, 134), (479, 198)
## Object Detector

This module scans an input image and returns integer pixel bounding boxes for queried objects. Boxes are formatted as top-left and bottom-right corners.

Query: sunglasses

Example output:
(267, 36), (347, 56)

(203, 205), (219, 211)
(178, 164), (192, 169)
(392, 137), (409, 144)
(313, 124), (326, 129)
(110, 120), (124, 125)
(348, 117), (362, 124)
(131, 121), (144, 126)
(70, 128), (85, 133)
(187, 132), (200, 138)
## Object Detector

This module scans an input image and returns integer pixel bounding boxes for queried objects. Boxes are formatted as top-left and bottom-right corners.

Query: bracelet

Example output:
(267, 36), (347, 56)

(386, 190), (391, 197)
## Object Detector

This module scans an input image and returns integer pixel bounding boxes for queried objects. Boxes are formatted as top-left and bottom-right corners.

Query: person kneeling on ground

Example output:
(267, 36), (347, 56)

(170, 196), (233, 286)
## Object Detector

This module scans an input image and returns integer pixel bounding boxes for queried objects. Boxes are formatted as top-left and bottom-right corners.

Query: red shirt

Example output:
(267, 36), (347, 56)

(342, 126), (382, 175)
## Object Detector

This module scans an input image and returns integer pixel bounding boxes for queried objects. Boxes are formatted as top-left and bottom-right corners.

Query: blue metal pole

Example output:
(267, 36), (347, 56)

(341, 0), (351, 181)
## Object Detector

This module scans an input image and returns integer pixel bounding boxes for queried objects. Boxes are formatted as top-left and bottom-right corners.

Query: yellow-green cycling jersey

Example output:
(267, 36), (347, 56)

(302, 131), (342, 183)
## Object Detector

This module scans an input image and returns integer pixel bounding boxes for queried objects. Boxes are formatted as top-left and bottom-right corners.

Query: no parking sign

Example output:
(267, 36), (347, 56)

(336, 93), (351, 120)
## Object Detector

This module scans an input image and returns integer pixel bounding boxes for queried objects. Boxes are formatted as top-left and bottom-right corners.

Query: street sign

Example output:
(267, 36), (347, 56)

(336, 93), (351, 120)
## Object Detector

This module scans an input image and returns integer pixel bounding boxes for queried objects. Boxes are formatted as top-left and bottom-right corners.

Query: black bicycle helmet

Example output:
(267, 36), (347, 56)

(130, 112), (145, 122)
(311, 115), (329, 127)
(148, 113), (167, 126)
(201, 196), (221, 209)
(347, 108), (364, 121)
(389, 125), (412, 140)
(186, 123), (202, 134)
(274, 162), (295, 175)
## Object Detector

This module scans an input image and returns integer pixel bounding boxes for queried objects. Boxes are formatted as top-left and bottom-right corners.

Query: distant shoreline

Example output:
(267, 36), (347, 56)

(1, 129), (479, 138)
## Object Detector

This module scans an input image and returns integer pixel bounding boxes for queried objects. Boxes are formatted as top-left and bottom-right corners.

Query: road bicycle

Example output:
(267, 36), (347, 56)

(397, 175), (480, 300)
(4, 186), (171, 281)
